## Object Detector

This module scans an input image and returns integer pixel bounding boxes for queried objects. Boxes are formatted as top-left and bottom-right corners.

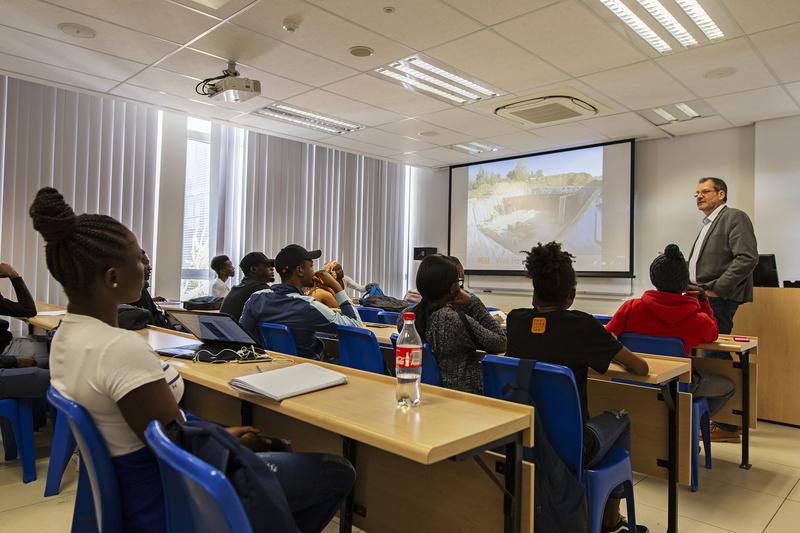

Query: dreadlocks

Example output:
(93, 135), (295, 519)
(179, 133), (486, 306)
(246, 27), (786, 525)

(29, 187), (132, 289)
(523, 241), (577, 306)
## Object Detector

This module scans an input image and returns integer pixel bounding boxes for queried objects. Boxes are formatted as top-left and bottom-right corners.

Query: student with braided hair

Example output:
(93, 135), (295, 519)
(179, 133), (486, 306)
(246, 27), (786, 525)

(506, 242), (649, 533)
(31, 187), (354, 533)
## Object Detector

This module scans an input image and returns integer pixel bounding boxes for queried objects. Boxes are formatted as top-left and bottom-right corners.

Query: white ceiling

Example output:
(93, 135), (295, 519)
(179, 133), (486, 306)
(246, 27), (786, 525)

(0, 0), (799, 168)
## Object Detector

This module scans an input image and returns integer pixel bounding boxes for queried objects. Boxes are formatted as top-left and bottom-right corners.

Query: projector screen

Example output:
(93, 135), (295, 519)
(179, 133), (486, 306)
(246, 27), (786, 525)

(449, 140), (633, 276)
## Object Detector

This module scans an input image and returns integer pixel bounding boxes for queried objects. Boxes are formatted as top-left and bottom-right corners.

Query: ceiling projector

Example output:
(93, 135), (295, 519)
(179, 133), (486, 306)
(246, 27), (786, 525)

(196, 61), (261, 103)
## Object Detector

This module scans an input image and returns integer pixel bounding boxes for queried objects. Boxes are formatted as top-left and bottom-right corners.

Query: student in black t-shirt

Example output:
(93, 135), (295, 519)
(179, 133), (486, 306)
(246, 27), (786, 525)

(506, 242), (649, 533)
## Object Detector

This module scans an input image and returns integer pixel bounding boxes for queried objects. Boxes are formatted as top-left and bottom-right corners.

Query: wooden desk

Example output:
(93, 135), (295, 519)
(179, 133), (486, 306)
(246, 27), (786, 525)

(28, 301), (67, 331)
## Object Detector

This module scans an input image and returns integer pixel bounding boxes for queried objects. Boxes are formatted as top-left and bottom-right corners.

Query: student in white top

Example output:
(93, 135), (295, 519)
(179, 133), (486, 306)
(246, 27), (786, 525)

(30, 187), (354, 533)
(209, 254), (234, 297)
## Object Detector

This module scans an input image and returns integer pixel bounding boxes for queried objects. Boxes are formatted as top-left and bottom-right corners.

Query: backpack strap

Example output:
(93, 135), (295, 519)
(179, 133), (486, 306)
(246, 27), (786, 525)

(501, 358), (536, 404)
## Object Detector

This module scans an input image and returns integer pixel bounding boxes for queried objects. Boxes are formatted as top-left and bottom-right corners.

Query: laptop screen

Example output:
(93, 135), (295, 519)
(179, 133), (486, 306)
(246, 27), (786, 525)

(168, 311), (256, 345)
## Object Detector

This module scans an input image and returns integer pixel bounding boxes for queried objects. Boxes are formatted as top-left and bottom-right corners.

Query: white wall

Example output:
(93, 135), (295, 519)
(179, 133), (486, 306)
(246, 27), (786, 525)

(754, 115), (800, 282)
(406, 166), (449, 291)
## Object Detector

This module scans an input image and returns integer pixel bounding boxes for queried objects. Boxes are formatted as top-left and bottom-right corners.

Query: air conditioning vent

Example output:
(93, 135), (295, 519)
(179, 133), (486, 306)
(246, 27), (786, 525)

(494, 93), (601, 127)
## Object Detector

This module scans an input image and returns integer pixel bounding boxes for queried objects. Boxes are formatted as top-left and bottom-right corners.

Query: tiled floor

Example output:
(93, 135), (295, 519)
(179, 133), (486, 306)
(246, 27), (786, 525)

(1, 422), (798, 532)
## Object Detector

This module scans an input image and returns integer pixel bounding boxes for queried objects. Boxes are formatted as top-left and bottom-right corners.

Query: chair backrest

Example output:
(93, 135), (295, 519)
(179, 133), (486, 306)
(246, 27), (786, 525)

(618, 332), (686, 356)
(377, 310), (401, 325)
(336, 325), (385, 374)
(255, 322), (298, 355)
(592, 314), (612, 325)
(144, 420), (253, 533)
(46, 386), (122, 531)
(355, 306), (383, 323)
(389, 333), (441, 386)
(481, 355), (585, 479)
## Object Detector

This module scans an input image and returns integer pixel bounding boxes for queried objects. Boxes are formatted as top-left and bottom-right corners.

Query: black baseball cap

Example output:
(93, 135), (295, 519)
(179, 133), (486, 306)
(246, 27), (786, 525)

(275, 244), (322, 275)
(239, 252), (274, 274)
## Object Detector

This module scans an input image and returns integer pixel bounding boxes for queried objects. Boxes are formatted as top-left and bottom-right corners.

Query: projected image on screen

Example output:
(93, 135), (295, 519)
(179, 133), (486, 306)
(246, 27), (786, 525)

(450, 141), (632, 275)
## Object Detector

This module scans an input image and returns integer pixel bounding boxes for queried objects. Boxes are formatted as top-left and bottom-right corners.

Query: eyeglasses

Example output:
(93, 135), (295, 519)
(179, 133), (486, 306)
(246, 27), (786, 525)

(694, 188), (718, 198)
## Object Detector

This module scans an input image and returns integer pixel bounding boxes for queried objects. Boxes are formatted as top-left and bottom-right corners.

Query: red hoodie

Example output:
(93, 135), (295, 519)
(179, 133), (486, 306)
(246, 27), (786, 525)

(606, 290), (719, 355)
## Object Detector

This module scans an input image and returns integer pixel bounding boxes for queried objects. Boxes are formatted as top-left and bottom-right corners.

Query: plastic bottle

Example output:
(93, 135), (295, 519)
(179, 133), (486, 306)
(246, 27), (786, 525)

(396, 311), (422, 407)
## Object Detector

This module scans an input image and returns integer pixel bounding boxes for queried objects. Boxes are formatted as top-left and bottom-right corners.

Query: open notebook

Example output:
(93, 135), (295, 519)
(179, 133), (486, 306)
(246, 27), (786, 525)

(229, 363), (348, 401)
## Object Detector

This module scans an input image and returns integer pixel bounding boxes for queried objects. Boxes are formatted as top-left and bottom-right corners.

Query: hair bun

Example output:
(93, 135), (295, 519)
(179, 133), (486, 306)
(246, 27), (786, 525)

(664, 243), (683, 260)
(29, 187), (77, 244)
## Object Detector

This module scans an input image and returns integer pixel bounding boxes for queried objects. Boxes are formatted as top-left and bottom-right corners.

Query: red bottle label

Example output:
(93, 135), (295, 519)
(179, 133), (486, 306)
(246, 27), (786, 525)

(396, 346), (422, 369)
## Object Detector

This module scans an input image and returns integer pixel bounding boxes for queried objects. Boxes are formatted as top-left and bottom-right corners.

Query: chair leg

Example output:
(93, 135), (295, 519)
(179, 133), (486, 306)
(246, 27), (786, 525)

(691, 403), (699, 492)
(624, 480), (637, 532)
(701, 410), (712, 469)
(0, 415), (19, 461)
(45, 412), (77, 497)
(16, 399), (36, 483)
(587, 488), (607, 533)
(71, 459), (99, 533)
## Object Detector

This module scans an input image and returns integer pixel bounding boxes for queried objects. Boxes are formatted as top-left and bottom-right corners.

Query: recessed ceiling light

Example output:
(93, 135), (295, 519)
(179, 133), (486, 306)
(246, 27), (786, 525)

(635, 0), (697, 48)
(598, 0), (671, 53)
(652, 107), (678, 122)
(349, 46), (374, 57)
(704, 66), (737, 79)
(418, 131), (438, 137)
(675, 102), (700, 118)
(452, 141), (502, 155)
(383, 6), (396, 14)
(256, 104), (363, 135)
(674, 0), (724, 40)
(57, 22), (96, 39)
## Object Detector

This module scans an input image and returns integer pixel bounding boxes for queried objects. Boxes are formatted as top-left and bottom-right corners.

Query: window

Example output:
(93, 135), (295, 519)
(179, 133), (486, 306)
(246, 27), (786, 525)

(180, 118), (212, 299)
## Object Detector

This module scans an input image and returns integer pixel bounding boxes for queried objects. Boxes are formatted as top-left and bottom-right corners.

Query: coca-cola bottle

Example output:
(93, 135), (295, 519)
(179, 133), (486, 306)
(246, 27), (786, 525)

(396, 312), (422, 407)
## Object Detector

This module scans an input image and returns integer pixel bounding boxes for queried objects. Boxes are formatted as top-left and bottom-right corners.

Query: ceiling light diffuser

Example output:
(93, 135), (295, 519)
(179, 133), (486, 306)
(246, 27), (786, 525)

(451, 141), (502, 155)
(674, 0), (724, 40)
(636, 0), (697, 47)
(652, 107), (678, 122)
(598, 0), (672, 53)
(256, 104), (362, 135)
(675, 102), (700, 118)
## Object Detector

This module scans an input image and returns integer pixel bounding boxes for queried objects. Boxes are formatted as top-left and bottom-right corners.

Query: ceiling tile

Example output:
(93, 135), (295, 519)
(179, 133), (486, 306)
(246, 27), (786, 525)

(721, 0), (800, 34)
(441, 0), (561, 26)
(171, 0), (256, 19)
(531, 122), (608, 146)
(582, 112), (668, 140)
(232, 112), (333, 140)
(0, 25), (145, 82)
(324, 74), (452, 116)
(345, 128), (437, 152)
(396, 153), (448, 168)
(706, 86), (800, 126)
(785, 81), (800, 107)
(46, 0), (219, 43)
(656, 37), (777, 97)
(111, 83), (242, 121)
(283, 89), (404, 126)
(750, 23), (800, 83)
(581, 61), (697, 110)
(426, 29), (568, 94)
(0, 52), (119, 93)
(413, 146), (479, 165)
(659, 115), (732, 136)
(419, 107), (521, 137)
(189, 23), (357, 86)
(0, 0), (179, 64)
(496, 0), (645, 77)
(233, 0), (414, 70)
(481, 131), (555, 152)
(378, 118), (474, 146)
(305, 0), (481, 50)
(315, 136), (400, 158)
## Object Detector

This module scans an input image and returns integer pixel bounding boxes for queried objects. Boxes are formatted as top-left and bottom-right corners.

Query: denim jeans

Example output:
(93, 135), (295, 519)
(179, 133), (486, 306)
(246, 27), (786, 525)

(703, 297), (740, 430)
(584, 410), (631, 499)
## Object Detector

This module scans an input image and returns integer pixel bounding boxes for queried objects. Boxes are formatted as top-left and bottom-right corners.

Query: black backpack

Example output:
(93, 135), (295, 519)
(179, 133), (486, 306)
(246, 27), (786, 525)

(168, 420), (300, 533)
(183, 296), (224, 311)
(361, 294), (408, 312)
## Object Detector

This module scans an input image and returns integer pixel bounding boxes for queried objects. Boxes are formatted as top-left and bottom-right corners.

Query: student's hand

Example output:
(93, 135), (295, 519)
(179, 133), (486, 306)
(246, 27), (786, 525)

(314, 271), (343, 293)
(451, 289), (471, 306)
(225, 425), (261, 438)
(15, 356), (36, 368)
(152, 296), (167, 303)
(0, 263), (19, 278)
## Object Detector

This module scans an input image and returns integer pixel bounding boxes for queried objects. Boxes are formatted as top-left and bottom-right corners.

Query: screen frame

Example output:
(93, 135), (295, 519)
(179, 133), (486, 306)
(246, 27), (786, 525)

(448, 138), (635, 278)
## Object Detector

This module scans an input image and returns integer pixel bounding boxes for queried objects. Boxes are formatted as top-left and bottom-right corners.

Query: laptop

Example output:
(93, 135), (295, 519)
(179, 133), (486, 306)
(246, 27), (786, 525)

(158, 310), (259, 362)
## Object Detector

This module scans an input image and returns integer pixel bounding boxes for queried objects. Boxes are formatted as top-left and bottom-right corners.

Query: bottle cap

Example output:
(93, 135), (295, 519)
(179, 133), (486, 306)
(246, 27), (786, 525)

(402, 312), (415, 320)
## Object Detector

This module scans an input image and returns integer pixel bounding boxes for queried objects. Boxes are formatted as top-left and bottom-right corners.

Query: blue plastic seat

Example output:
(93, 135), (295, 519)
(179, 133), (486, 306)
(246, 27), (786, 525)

(593, 314), (612, 325)
(256, 322), (298, 355)
(0, 398), (36, 483)
(144, 420), (253, 533)
(47, 386), (122, 532)
(617, 332), (711, 492)
(355, 306), (383, 323)
(389, 333), (441, 386)
(336, 326), (385, 374)
(377, 310), (401, 325)
(44, 410), (77, 496)
(481, 355), (637, 533)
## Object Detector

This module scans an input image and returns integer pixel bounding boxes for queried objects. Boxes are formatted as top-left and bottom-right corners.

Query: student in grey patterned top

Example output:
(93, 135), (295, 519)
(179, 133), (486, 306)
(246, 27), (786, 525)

(399, 255), (506, 395)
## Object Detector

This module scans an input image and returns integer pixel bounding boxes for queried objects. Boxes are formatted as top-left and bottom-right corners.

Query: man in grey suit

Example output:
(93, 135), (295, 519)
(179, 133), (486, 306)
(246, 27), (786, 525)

(687, 177), (757, 441)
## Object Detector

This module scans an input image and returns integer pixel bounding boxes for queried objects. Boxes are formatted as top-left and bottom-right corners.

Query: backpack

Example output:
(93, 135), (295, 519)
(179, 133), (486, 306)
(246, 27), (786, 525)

(184, 296), (224, 311)
(361, 294), (408, 312)
(117, 304), (152, 330)
(167, 419), (300, 533)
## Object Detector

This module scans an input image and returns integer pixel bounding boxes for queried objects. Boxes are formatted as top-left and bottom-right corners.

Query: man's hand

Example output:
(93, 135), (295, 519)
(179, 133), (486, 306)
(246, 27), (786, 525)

(225, 425), (261, 438)
(15, 356), (36, 368)
(314, 271), (343, 293)
(0, 263), (19, 279)
(705, 290), (718, 298)
(685, 284), (707, 300)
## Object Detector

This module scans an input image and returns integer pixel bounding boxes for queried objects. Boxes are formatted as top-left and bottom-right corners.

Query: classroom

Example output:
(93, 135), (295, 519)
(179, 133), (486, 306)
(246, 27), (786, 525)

(0, 1), (799, 532)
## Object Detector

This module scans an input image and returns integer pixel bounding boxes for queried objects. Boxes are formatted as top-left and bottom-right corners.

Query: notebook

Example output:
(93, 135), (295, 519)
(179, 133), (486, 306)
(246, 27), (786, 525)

(229, 363), (348, 401)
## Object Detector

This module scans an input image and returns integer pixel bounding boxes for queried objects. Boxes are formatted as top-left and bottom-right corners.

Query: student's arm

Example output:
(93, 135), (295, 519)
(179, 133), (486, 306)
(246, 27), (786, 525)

(117, 379), (185, 444)
(311, 287), (339, 309)
(613, 346), (650, 376)
(343, 275), (367, 293)
(462, 313), (507, 354)
(0, 267), (37, 318)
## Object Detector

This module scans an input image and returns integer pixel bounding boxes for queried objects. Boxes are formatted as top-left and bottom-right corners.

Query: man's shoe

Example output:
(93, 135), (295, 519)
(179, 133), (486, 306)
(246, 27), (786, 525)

(603, 517), (649, 533)
(710, 422), (741, 443)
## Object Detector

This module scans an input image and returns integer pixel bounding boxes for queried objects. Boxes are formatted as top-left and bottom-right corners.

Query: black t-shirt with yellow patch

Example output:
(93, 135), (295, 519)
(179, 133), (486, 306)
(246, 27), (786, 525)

(506, 308), (622, 420)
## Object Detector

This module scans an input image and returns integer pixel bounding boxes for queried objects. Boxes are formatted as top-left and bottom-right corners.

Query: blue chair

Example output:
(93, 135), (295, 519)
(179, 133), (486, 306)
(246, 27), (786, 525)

(256, 322), (298, 355)
(336, 326), (385, 374)
(144, 420), (253, 533)
(47, 386), (122, 532)
(482, 355), (637, 533)
(486, 307), (500, 312)
(377, 310), (401, 325)
(0, 398), (36, 483)
(617, 332), (711, 492)
(593, 314), (612, 325)
(355, 306), (383, 323)
(44, 411), (77, 496)
(389, 333), (441, 386)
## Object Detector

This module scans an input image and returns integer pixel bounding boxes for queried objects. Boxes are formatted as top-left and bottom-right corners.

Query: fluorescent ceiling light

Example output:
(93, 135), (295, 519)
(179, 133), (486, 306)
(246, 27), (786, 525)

(408, 58), (497, 97)
(653, 107), (678, 122)
(675, 0), (724, 40)
(675, 102), (700, 118)
(272, 103), (361, 130)
(452, 141), (502, 155)
(598, 0), (672, 53)
(393, 64), (480, 100)
(376, 68), (467, 104)
(453, 144), (481, 154)
(255, 105), (362, 135)
(636, 0), (698, 47)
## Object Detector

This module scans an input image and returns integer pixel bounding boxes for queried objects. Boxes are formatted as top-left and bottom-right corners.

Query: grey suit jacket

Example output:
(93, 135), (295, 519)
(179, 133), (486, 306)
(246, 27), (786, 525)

(688, 205), (758, 303)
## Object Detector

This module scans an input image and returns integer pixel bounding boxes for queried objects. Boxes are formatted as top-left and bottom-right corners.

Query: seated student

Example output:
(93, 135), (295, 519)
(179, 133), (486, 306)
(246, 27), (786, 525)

(606, 244), (736, 441)
(305, 260), (341, 309)
(239, 245), (363, 359)
(209, 254), (235, 297)
(399, 255), (506, 395)
(129, 250), (169, 328)
(220, 252), (274, 322)
(505, 242), (649, 533)
(30, 187), (355, 533)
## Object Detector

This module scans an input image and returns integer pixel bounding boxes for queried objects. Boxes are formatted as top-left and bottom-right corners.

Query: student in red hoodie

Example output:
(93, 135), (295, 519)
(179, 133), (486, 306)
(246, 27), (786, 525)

(607, 244), (736, 441)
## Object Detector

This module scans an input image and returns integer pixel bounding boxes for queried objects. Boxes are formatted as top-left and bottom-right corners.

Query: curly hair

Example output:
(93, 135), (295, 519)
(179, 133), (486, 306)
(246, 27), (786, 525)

(523, 241), (576, 305)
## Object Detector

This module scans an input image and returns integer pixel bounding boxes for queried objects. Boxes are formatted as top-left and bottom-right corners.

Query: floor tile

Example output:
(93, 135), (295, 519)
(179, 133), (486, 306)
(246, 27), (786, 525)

(710, 422), (800, 469)
(632, 472), (647, 485)
(764, 500), (800, 533)
(0, 457), (78, 513)
(0, 496), (74, 533)
(788, 479), (800, 502)
(633, 501), (735, 532)
(697, 454), (800, 498)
